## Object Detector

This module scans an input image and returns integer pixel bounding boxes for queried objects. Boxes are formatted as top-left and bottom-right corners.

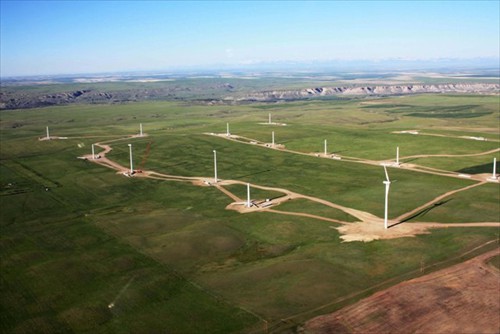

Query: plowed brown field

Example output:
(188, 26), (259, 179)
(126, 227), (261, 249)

(302, 248), (500, 334)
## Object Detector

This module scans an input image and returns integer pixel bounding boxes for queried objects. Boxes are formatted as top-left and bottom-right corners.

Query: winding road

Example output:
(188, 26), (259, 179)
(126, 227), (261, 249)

(76, 130), (499, 242)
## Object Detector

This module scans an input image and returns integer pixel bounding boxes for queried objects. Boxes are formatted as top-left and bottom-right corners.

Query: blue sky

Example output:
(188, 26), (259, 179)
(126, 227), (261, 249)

(1, 1), (499, 77)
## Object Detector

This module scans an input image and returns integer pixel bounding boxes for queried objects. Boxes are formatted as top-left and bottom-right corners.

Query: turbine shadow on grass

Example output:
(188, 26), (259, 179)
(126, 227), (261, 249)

(232, 169), (273, 180)
(397, 199), (453, 225)
(401, 157), (419, 163)
(456, 162), (498, 175)
(165, 161), (191, 168)
(332, 150), (348, 154)
(270, 194), (288, 201)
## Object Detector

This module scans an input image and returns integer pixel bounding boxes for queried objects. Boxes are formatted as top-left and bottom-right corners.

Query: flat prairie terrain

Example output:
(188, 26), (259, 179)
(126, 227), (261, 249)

(1, 91), (498, 333)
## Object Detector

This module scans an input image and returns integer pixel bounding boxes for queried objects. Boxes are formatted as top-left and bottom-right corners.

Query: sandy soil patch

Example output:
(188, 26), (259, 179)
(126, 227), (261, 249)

(38, 136), (68, 141)
(258, 122), (287, 126)
(336, 221), (431, 242)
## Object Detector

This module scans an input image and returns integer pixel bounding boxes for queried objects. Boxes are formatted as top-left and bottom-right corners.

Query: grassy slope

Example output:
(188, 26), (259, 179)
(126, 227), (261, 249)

(1, 93), (499, 331)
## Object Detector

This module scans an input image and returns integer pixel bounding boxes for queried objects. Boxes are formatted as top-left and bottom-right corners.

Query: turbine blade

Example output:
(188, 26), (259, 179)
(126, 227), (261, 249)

(383, 166), (390, 182)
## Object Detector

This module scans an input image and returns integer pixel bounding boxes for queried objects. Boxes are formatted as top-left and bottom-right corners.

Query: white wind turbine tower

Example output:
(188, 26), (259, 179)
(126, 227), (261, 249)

(139, 123), (143, 137)
(324, 139), (327, 155)
(92, 144), (95, 159)
(268, 113), (272, 124)
(46, 126), (50, 140)
(246, 183), (251, 208)
(213, 150), (218, 183)
(383, 166), (392, 229)
(396, 146), (400, 166)
(226, 123), (230, 137)
(489, 157), (498, 181)
(272, 131), (275, 147)
(128, 144), (134, 174)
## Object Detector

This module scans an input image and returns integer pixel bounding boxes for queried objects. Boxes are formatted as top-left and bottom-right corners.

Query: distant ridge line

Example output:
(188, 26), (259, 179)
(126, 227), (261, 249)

(228, 83), (500, 102)
(1, 82), (498, 110)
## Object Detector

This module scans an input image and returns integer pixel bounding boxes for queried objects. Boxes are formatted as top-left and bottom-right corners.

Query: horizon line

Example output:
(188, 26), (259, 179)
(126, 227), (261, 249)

(1, 57), (499, 80)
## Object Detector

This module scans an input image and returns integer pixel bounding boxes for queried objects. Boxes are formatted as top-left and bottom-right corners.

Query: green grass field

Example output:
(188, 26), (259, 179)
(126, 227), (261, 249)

(1, 93), (499, 333)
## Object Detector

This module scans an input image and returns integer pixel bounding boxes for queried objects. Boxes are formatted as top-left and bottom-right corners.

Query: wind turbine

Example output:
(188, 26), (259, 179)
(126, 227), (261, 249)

(268, 113), (272, 124)
(246, 183), (251, 208)
(396, 146), (400, 166)
(92, 144), (95, 159)
(324, 139), (327, 155)
(272, 131), (275, 147)
(226, 123), (230, 137)
(140, 123), (143, 137)
(383, 166), (391, 229)
(46, 126), (50, 140)
(490, 157), (498, 181)
(128, 144), (134, 174)
(213, 150), (218, 183)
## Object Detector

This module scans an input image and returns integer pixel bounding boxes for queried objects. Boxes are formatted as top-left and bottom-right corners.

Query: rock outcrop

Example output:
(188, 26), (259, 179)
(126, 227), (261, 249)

(0, 89), (115, 110)
(228, 83), (499, 102)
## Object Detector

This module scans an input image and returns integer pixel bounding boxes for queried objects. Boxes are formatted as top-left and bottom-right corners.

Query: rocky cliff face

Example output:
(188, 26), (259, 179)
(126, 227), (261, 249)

(0, 90), (116, 110)
(227, 83), (500, 102)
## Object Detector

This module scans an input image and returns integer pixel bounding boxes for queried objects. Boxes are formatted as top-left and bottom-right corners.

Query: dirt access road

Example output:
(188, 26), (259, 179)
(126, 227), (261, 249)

(208, 132), (500, 182)
(302, 247), (500, 334)
(76, 132), (499, 243)
(207, 132), (499, 241)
